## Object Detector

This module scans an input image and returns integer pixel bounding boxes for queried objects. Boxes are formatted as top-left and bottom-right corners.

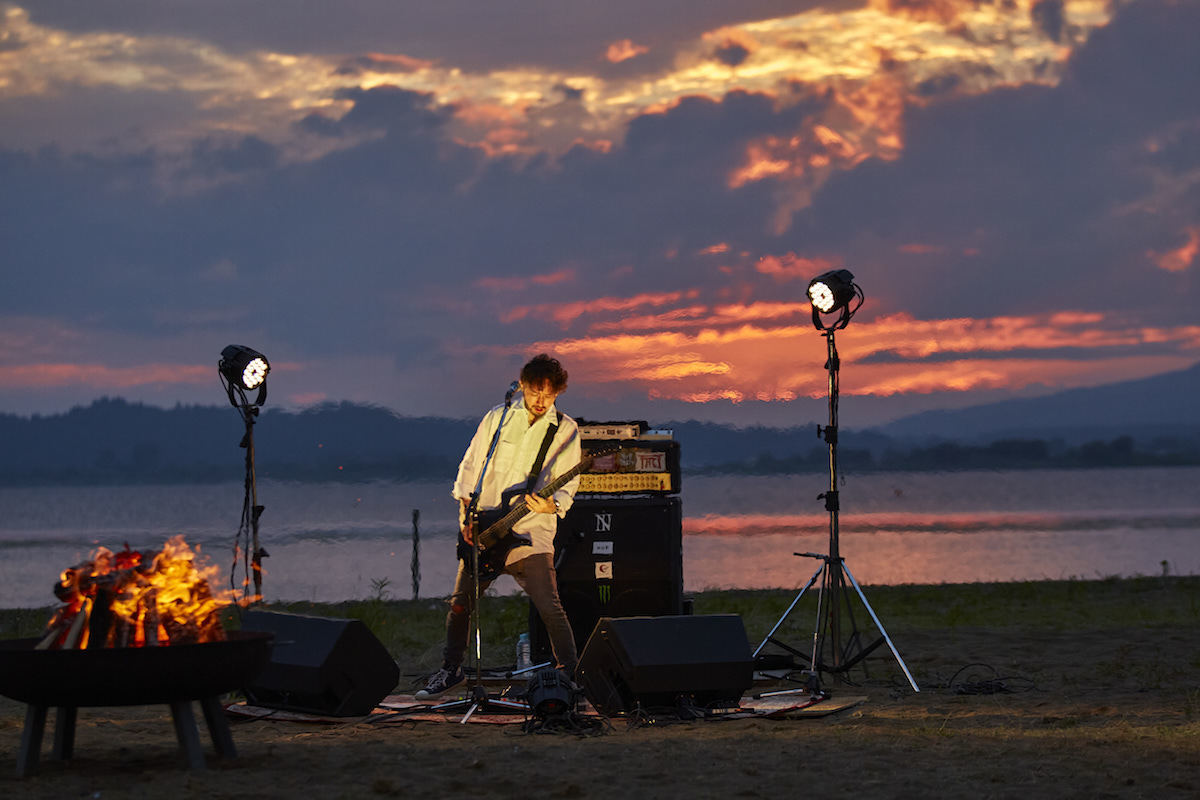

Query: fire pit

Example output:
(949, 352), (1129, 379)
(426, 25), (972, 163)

(0, 630), (273, 777)
(3, 535), (275, 777)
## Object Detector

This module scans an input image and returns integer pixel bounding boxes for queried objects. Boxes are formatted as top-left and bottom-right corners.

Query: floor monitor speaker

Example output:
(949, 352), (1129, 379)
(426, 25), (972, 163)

(576, 614), (754, 715)
(240, 611), (399, 716)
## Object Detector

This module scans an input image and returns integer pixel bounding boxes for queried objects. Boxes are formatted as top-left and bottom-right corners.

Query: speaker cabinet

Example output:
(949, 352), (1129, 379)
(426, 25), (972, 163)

(576, 615), (754, 715)
(529, 496), (683, 662)
(239, 611), (399, 716)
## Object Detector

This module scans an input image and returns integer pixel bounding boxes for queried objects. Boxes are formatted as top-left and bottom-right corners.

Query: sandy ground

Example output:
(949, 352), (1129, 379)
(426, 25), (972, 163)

(1, 624), (1198, 799)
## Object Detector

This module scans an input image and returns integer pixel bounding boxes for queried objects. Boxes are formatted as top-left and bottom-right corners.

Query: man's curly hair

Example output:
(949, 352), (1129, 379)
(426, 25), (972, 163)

(520, 353), (568, 392)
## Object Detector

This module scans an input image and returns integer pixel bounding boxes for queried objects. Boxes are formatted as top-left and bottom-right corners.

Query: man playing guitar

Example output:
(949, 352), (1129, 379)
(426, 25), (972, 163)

(416, 354), (582, 699)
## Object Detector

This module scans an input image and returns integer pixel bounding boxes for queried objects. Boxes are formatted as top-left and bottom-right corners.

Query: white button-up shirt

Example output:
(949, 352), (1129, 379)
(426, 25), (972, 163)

(452, 398), (582, 564)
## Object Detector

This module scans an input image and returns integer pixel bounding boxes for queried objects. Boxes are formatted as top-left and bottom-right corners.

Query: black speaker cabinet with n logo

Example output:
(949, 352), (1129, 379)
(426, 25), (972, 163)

(529, 496), (683, 663)
(576, 614), (754, 715)
(239, 611), (399, 717)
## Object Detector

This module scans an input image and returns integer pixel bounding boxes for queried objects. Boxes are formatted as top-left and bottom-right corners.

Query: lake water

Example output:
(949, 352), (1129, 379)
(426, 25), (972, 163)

(1, 467), (1197, 609)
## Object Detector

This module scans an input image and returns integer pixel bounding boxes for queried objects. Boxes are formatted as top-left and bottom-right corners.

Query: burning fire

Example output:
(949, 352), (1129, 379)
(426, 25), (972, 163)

(40, 535), (242, 650)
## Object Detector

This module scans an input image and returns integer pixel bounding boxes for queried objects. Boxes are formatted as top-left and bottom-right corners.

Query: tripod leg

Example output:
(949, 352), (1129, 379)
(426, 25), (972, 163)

(841, 562), (920, 692)
(753, 563), (824, 658)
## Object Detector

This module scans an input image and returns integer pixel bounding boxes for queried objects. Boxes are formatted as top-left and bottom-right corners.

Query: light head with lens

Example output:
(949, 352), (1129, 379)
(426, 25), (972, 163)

(219, 344), (271, 408)
(807, 269), (863, 331)
(522, 667), (578, 719)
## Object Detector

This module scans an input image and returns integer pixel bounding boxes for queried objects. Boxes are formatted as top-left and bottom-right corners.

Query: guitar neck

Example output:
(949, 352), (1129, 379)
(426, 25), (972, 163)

(476, 450), (610, 549)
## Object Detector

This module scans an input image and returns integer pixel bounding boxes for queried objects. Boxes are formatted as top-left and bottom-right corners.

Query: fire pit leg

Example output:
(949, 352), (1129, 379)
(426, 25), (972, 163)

(51, 706), (77, 760)
(169, 700), (207, 770)
(199, 696), (237, 758)
(16, 704), (47, 778)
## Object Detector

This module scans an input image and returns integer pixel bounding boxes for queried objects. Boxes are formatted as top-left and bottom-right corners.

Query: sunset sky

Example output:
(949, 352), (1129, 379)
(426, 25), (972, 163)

(1, 0), (1197, 427)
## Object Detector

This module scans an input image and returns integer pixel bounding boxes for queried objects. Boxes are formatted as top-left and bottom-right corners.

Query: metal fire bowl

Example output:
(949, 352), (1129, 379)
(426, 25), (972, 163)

(0, 631), (274, 707)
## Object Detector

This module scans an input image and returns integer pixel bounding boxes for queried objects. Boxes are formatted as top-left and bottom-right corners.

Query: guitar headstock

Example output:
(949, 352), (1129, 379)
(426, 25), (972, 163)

(581, 445), (621, 466)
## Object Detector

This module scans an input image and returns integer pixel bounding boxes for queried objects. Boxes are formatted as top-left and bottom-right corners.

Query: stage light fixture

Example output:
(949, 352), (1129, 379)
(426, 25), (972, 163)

(807, 269), (863, 330)
(523, 667), (576, 718)
(220, 345), (270, 392)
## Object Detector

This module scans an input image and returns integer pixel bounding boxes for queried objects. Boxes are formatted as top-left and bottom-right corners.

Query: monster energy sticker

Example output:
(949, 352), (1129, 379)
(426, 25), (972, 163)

(597, 583), (611, 604)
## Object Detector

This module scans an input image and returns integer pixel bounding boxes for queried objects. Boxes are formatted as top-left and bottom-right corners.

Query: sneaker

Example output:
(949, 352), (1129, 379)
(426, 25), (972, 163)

(415, 664), (465, 699)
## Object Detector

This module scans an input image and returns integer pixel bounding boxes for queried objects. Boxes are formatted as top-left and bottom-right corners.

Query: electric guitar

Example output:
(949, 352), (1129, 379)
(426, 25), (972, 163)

(458, 447), (617, 580)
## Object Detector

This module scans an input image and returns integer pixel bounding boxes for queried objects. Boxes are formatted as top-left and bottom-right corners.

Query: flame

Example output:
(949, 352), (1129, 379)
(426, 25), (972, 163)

(46, 535), (241, 648)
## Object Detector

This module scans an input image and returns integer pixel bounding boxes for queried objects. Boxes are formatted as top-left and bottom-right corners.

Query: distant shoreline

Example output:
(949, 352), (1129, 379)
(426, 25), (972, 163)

(3, 397), (1198, 487)
(3, 458), (1199, 488)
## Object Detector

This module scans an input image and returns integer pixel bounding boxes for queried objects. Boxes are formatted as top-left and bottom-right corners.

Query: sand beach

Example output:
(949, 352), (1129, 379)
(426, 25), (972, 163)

(1, 578), (1198, 799)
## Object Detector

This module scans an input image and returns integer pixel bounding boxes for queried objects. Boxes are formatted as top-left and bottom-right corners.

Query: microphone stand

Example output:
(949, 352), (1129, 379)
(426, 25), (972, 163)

(434, 382), (530, 721)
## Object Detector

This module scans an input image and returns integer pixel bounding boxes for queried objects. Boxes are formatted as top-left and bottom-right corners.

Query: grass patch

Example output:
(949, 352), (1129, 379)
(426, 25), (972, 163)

(3, 575), (1197, 680)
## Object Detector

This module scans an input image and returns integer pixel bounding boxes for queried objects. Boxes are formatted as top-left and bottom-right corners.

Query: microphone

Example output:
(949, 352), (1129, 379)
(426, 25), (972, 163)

(504, 380), (519, 407)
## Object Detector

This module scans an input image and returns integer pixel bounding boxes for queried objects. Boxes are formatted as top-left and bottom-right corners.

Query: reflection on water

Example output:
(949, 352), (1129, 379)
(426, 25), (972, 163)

(0, 467), (1197, 608)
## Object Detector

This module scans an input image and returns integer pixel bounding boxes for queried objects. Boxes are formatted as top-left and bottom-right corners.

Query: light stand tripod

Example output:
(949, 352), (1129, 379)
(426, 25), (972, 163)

(433, 382), (530, 722)
(218, 345), (271, 605)
(234, 401), (266, 602)
(754, 274), (918, 695)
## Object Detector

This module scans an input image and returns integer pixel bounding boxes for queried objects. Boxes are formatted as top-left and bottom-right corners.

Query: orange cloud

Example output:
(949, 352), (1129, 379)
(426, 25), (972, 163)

(845, 312), (1156, 361)
(567, 138), (613, 154)
(454, 103), (523, 126)
(871, 0), (973, 25)
(1147, 226), (1200, 272)
(503, 290), (699, 326)
(362, 53), (434, 72)
(531, 269), (575, 286)
(832, 76), (905, 161)
(0, 363), (213, 389)
(474, 267), (577, 292)
(669, 389), (746, 403)
(728, 78), (904, 234)
(590, 306), (712, 332)
(605, 39), (649, 63)
(1139, 324), (1200, 348)
(504, 306), (1200, 406)
(729, 136), (805, 188)
(847, 355), (1193, 398)
(755, 252), (835, 280)
(590, 301), (810, 333)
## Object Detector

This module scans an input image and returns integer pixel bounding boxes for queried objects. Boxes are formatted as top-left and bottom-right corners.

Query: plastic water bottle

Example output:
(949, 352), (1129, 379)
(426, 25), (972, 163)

(516, 632), (532, 670)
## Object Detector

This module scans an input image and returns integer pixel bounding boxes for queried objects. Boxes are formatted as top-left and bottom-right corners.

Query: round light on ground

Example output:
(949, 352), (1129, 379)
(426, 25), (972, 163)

(524, 668), (575, 718)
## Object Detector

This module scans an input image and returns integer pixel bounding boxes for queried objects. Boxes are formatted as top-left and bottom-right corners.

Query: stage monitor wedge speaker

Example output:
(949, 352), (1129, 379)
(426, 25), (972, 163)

(529, 496), (683, 663)
(576, 614), (754, 716)
(239, 611), (399, 717)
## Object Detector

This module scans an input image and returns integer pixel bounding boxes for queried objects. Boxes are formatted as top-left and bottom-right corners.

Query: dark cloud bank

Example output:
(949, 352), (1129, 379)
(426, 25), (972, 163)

(2, 1), (1196, 397)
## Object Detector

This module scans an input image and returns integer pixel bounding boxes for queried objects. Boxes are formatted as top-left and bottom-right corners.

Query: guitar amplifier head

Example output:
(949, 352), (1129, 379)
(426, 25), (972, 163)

(578, 438), (680, 495)
(578, 421), (649, 440)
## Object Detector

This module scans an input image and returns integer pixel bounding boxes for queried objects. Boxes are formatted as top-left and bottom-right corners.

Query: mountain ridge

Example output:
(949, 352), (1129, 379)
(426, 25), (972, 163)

(874, 360), (1200, 442)
(1, 362), (1197, 484)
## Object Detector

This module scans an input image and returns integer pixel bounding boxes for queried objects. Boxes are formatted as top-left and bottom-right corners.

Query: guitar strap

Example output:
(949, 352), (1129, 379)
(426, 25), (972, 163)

(524, 421), (560, 493)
